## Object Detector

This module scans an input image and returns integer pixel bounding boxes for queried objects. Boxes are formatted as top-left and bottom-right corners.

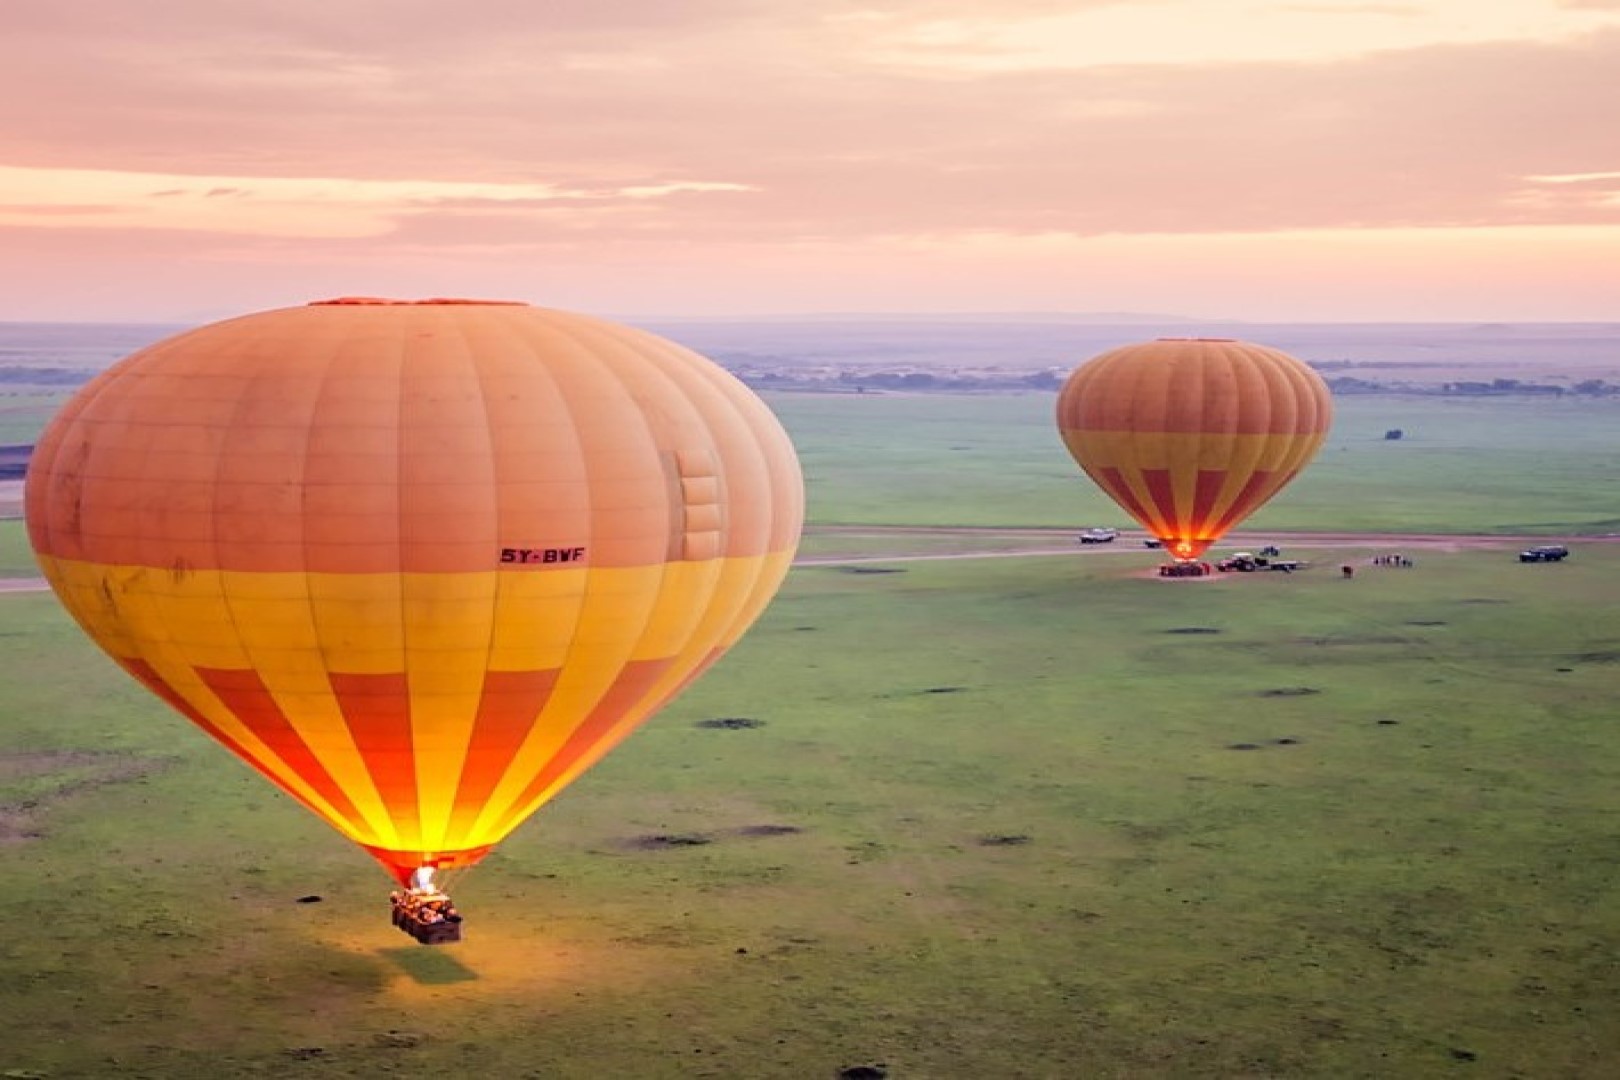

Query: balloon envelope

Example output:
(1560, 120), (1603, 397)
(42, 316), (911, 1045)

(25, 299), (804, 883)
(1055, 338), (1332, 561)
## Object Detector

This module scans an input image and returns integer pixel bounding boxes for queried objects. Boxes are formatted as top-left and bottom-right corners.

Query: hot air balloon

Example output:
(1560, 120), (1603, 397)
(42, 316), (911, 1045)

(1055, 338), (1332, 564)
(25, 298), (803, 939)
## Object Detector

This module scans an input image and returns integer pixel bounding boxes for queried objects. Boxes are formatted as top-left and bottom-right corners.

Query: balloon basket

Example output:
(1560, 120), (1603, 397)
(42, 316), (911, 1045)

(390, 889), (464, 946)
(1158, 561), (1214, 578)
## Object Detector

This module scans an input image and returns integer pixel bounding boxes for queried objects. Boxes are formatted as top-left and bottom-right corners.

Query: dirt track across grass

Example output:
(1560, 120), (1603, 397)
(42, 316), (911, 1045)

(795, 525), (1619, 565)
(1, 527), (1614, 593)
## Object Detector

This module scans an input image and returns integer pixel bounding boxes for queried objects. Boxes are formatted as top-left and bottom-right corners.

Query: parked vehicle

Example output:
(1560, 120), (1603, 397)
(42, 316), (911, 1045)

(1519, 545), (1570, 563)
(1215, 553), (1304, 573)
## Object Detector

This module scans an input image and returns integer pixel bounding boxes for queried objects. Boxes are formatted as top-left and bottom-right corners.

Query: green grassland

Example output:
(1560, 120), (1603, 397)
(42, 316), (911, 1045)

(3, 391), (1620, 1078)
(779, 392), (1620, 535)
(0, 391), (72, 444)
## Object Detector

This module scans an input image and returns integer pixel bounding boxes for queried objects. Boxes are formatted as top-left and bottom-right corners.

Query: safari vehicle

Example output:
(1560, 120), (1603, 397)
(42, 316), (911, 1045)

(1215, 552), (1302, 573)
(1519, 545), (1570, 563)
(1077, 527), (1119, 544)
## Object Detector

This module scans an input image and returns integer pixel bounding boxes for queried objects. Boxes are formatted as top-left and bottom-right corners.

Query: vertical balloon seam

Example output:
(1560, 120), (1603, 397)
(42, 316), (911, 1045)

(272, 320), (393, 844)
(199, 335), (324, 828)
(1208, 344), (1237, 537)
(462, 313), (658, 844)
(568, 316), (704, 726)
(310, 319), (402, 846)
(461, 325), (605, 849)
(417, 308), (503, 857)
(1226, 344), (1272, 534)
(1181, 348), (1212, 541)
(387, 312), (412, 848)
(30, 352), (140, 567)
(334, 315), (424, 848)
(1233, 347), (1284, 536)
(446, 312), (574, 857)
(1276, 350), (1329, 512)
(471, 314), (670, 841)
(1134, 349), (1172, 536)
(463, 309), (544, 855)
(567, 312), (688, 759)
(482, 325), (788, 841)
(443, 309), (509, 855)
(1262, 350), (1317, 498)
(121, 331), (372, 843)
(679, 352), (800, 666)
(319, 317), (414, 848)
(644, 327), (768, 557)
(648, 333), (782, 670)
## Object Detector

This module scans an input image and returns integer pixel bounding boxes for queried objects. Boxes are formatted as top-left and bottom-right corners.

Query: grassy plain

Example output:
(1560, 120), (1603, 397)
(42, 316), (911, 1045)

(781, 391), (1620, 536)
(3, 388), (1620, 1078)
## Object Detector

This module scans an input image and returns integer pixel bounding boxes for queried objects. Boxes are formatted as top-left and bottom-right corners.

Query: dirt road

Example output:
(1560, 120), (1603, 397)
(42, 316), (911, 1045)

(3, 527), (1610, 594)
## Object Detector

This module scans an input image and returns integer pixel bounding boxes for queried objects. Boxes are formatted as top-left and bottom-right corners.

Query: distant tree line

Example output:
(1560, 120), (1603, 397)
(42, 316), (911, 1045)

(726, 363), (1620, 397)
(0, 366), (102, 385)
(1323, 375), (1619, 397)
(6, 355), (1616, 398)
(730, 367), (1067, 392)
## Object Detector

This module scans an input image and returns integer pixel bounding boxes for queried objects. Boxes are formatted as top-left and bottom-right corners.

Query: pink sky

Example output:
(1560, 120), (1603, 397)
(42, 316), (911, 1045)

(1, 0), (1617, 323)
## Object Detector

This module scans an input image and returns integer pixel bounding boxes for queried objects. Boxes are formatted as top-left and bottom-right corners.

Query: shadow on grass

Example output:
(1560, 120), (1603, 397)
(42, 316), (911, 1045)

(378, 947), (480, 985)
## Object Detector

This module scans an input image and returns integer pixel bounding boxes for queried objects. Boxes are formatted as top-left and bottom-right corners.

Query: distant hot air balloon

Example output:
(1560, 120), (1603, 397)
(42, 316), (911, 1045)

(25, 298), (803, 935)
(1055, 338), (1332, 563)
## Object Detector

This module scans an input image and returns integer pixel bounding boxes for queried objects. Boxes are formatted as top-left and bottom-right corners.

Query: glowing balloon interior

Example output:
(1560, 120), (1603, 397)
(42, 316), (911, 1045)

(1055, 338), (1332, 561)
(25, 298), (804, 885)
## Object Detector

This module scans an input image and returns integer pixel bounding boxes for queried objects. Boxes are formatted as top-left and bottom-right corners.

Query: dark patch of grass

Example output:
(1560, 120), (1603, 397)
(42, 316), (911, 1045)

(624, 833), (714, 850)
(695, 717), (766, 729)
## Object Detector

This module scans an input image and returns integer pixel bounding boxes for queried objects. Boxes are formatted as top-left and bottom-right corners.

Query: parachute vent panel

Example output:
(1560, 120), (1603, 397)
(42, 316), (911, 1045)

(676, 450), (722, 561)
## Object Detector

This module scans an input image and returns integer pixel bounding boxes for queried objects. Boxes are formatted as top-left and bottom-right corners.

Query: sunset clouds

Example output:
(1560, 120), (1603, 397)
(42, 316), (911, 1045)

(1, 1), (1616, 320)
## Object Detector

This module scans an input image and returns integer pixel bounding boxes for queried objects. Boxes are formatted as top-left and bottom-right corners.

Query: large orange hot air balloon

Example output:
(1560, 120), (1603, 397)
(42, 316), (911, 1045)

(25, 298), (803, 902)
(1055, 338), (1332, 562)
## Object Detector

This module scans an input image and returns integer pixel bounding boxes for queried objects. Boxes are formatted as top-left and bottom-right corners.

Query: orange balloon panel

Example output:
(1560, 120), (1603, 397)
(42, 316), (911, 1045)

(1055, 338), (1332, 561)
(25, 299), (804, 883)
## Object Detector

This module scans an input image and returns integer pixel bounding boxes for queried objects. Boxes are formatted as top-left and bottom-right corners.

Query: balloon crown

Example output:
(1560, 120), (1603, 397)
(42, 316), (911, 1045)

(309, 297), (528, 306)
